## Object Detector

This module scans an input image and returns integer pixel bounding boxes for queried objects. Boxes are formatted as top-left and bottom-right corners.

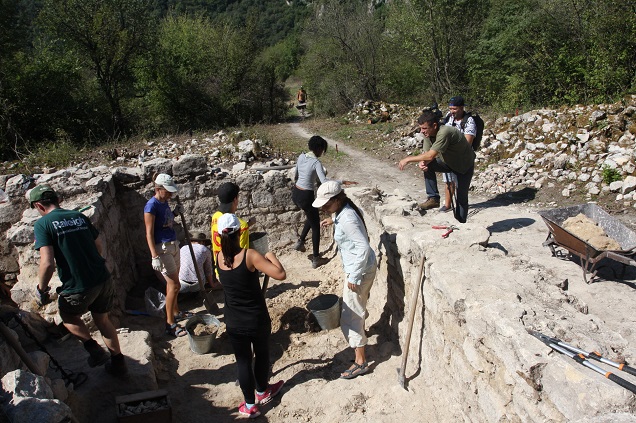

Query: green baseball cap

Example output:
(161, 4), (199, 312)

(28, 184), (57, 207)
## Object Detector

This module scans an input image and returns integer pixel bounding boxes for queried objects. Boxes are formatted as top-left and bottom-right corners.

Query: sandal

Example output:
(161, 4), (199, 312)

(340, 362), (369, 379)
(174, 311), (195, 322)
(165, 323), (186, 337)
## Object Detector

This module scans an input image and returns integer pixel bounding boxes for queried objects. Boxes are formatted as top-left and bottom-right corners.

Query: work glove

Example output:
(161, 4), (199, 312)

(173, 204), (184, 216)
(35, 286), (52, 306)
(151, 256), (163, 272)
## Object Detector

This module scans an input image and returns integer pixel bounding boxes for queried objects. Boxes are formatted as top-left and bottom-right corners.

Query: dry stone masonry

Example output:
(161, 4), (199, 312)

(0, 100), (635, 421)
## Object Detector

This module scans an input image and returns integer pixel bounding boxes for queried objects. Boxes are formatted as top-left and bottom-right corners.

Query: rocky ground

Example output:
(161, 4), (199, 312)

(3, 99), (636, 422)
(56, 117), (634, 422)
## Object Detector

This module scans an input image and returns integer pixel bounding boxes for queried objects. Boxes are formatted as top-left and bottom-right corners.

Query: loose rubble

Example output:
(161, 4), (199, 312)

(350, 97), (636, 209)
(191, 322), (218, 336)
(118, 397), (170, 417)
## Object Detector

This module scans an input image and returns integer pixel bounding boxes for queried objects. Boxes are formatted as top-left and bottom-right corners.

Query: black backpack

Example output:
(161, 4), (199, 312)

(443, 111), (484, 151)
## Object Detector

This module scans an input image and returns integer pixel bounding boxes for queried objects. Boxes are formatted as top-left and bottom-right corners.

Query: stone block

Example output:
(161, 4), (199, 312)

(3, 396), (74, 423)
(141, 158), (173, 181)
(173, 154), (207, 177)
(6, 224), (34, 246)
(5, 175), (30, 199)
(112, 167), (142, 184)
(622, 175), (636, 194)
(1, 369), (54, 399)
(381, 216), (414, 233)
(27, 351), (50, 377)
(251, 189), (274, 208)
(0, 203), (24, 226)
(232, 162), (247, 172)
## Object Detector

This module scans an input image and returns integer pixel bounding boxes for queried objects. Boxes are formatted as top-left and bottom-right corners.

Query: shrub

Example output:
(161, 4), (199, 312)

(601, 165), (621, 184)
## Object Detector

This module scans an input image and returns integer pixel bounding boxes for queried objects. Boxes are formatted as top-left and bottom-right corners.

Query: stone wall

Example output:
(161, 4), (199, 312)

(349, 186), (636, 421)
(2, 156), (301, 322)
(1, 153), (634, 420)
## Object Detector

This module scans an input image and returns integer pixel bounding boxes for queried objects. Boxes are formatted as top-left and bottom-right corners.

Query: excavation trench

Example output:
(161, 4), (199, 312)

(4, 158), (636, 422)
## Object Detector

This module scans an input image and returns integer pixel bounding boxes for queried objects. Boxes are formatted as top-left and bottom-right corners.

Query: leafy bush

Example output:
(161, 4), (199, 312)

(20, 139), (82, 172)
(601, 165), (622, 185)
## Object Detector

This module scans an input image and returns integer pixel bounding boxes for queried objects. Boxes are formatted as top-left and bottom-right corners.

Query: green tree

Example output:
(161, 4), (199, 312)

(142, 13), (289, 130)
(250, 37), (302, 122)
(300, 0), (386, 115)
(38, 0), (157, 136)
(468, 0), (636, 109)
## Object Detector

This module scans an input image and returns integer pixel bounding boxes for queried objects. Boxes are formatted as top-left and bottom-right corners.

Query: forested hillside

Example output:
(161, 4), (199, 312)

(1, 0), (635, 161)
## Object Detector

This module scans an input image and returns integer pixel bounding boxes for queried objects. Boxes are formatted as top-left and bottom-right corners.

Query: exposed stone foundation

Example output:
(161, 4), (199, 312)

(1, 159), (635, 421)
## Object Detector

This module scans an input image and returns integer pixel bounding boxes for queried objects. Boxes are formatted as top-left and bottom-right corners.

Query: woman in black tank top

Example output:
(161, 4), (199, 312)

(216, 213), (287, 418)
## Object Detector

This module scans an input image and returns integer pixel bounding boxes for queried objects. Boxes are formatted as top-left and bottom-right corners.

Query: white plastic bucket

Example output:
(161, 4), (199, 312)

(185, 314), (220, 354)
(307, 294), (341, 330)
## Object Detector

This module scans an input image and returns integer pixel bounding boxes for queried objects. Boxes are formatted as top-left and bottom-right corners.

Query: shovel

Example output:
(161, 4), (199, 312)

(175, 196), (220, 315)
(397, 255), (426, 389)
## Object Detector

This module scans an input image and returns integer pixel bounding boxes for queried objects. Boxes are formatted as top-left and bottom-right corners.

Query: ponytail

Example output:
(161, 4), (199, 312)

(220, 230), (242, 268)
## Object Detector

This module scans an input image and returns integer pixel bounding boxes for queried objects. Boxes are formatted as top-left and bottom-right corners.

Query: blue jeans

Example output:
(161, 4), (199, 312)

(424, 158), (474, 223)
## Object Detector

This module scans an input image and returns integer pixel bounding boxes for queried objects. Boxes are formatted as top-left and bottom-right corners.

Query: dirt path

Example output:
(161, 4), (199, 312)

(288, 123), (429, 202)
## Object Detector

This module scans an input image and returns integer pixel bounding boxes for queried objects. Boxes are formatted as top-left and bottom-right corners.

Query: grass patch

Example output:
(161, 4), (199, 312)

(18, 140), (83, 173)
(242, 123), (307, 160)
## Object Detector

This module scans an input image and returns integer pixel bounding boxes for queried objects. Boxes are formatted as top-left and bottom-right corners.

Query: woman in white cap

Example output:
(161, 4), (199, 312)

(216, 213), (286, 418)
(313, 180), (376, 379)
(143, 173), (191, 337)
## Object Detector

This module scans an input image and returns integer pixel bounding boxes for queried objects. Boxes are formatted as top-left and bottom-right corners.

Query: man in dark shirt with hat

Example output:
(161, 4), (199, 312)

(30, 184), (127, 375)
(210, 182), (255, 272)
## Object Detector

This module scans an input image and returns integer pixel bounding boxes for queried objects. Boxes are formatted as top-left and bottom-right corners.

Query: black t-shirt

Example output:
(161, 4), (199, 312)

(217, 250), (270, 333)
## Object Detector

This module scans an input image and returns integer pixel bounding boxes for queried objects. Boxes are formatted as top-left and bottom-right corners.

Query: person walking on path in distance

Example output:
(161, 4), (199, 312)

(144, 173), (192, 337)
(296, 86), (307, 117)
(292, 135), (357, 269)
(215, 213), (286, 418)
(313, 181), (376, 379)
(439, 96), (478, 213)
(398, 110), (476, 223)
(30, 184), (127, 375)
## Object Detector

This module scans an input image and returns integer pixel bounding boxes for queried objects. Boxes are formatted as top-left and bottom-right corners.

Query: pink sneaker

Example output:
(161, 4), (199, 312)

(255, 380), (284, 405)
(238, 402), (261, 418)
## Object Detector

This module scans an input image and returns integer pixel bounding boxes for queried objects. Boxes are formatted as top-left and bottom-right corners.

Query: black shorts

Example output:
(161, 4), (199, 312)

(58, 277), (114, 315)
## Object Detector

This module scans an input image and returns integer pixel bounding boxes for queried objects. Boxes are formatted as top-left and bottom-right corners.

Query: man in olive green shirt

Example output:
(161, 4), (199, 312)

(398, 110), (476, 223)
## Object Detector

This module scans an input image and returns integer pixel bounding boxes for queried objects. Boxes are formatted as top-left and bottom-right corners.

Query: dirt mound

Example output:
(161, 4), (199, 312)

(563, 213), (621, 250)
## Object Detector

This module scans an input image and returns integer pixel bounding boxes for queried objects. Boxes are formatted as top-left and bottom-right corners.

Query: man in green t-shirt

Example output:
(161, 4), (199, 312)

(398, 110), (476, 223)
(30, 184), (127, 375)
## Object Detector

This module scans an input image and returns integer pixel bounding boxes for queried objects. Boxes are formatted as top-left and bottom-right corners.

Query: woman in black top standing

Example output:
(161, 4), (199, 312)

(216, 213), (287, 419)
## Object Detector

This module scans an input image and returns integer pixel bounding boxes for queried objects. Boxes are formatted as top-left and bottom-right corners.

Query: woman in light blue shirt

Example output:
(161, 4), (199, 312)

(313, 181), (376, 379)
